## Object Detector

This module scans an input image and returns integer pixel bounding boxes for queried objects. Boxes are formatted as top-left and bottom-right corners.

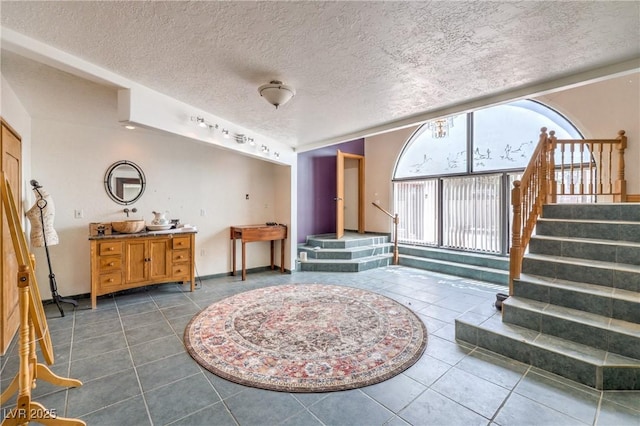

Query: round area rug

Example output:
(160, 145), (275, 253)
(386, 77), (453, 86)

(184, 284), (427, 392)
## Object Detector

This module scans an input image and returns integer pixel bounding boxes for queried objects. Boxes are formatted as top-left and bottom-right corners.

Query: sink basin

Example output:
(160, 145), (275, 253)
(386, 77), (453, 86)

(112, 220), (145, 234)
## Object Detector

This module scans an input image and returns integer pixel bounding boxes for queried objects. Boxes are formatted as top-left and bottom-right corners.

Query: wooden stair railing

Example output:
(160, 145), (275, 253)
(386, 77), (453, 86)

(509, 128), (627, 294)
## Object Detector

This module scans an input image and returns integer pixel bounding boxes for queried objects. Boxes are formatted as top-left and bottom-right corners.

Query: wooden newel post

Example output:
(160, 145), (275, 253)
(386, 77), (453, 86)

(614, 130), (627, 202)
(545, 128), (557, 204)
(509, 181), (522, 295)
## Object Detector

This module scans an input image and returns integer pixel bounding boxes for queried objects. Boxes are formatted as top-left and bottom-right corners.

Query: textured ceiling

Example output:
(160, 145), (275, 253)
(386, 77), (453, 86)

(1, 1), (639, 148)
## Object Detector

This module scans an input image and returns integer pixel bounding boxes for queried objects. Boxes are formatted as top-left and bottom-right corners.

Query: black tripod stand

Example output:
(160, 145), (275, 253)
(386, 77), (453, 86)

(31, 180), (78, 317)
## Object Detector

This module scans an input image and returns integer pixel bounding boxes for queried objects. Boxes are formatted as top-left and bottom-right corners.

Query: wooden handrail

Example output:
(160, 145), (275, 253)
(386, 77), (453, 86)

(508, 128), (627, 294)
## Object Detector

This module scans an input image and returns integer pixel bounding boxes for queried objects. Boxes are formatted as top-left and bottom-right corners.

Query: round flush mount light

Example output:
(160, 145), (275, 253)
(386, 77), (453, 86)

(258, 80), (296, 109)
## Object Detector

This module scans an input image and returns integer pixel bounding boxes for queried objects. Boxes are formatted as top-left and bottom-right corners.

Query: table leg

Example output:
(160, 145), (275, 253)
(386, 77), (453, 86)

(231, 237), (236, 276)
(280, 238), (285, 273)
(270, 240), (275, 270)
(241, 241), (247, 281)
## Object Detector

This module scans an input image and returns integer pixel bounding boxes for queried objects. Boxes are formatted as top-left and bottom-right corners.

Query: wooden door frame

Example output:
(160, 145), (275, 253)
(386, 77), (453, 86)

(336, 150), (365, 238)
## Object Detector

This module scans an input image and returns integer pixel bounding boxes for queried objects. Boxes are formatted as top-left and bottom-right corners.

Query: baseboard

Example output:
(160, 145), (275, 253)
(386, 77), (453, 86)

(627, 194), (640, 202)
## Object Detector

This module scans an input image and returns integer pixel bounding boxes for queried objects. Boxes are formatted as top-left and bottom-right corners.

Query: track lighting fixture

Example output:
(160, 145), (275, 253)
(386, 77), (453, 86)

(190, 116), (218, 131)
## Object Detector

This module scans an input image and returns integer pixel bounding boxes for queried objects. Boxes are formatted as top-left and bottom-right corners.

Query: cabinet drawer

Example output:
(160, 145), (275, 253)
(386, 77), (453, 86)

(172, 236), (191, 249)
(99, 256), (122, 271)
(172, 264), (190, 278)
(99, 241), (123, 255)
(98, 272), (122, 289)
(172, 249), (190, 263)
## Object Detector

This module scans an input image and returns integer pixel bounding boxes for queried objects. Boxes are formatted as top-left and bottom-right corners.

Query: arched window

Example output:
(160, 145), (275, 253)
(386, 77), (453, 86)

(393, 100), (581, 253)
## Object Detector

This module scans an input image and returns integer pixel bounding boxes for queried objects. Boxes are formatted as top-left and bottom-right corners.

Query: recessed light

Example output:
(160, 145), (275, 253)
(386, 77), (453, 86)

(124, 125), (136, 130)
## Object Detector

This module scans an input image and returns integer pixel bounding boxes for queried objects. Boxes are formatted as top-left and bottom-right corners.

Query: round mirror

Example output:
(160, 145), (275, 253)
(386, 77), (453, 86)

(104, 160), (146, 205)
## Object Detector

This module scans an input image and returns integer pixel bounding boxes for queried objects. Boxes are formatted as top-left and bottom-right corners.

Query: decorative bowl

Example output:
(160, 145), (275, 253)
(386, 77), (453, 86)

(111, 220), (146, 234)
(146, 224), (173, 231)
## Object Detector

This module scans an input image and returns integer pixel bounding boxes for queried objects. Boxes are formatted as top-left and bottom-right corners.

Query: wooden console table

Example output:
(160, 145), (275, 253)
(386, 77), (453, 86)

(230, 224), (287, 280)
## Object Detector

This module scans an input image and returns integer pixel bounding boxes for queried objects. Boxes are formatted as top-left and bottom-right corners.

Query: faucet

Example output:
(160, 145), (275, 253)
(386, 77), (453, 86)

(124, 207), (138, 217)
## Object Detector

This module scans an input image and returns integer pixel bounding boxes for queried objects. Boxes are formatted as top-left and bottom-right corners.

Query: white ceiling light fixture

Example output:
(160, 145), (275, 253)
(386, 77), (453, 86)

(258, 80), (296, 109)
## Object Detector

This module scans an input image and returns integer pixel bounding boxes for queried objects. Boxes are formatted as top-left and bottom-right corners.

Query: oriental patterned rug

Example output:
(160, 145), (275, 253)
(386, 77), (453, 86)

(184, 284), (427, 392)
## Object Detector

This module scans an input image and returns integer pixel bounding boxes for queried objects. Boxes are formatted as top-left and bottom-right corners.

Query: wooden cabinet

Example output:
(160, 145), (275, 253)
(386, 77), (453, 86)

(90, 231), (195, 308)
(1, 119), (21, 355)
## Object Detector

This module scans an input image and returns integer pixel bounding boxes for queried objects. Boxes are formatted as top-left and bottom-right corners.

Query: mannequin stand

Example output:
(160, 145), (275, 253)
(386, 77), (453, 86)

(33, 182), (78, 317)
(41, 237), (77, 317)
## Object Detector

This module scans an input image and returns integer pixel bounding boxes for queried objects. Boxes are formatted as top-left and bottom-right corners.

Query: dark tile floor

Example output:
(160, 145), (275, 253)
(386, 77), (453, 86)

(1, 266), (639, 425)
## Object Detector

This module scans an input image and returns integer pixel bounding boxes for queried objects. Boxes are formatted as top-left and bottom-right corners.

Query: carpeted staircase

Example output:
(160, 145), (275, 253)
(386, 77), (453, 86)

(456, 203), (640, 390)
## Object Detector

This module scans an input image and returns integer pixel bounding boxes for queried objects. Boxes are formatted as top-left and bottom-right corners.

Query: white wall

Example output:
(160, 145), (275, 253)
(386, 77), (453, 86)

(1, 74), (32, 209)
(538, 73), (639, 191)
(2, 64), (292, 299)
(364, 126), (418, 233)
(28, 117), (288, 298)
(363, 73), (640, 234)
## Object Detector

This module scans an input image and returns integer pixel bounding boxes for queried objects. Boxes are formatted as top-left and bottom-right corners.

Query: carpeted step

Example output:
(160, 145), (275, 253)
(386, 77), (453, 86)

(513, 273), (640, 323)
(529, 235), (640, 266)
(298, 253), (393, 272)
(502, 296), (640, 359)
(455, 314), (640, 390)
(398, 254), (509, 286)
(521, 253), (640, 293)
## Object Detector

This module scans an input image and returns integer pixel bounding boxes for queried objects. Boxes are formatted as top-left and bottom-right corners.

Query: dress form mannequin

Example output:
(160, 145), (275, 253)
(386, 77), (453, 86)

(26, 188), (59, 247)
(27, 180), (77, 317)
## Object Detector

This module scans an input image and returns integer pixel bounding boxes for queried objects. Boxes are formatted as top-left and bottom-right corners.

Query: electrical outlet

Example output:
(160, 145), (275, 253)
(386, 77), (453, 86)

(200, 249), (206, 257)
(200, 209), (206, 216)
(245, 194), (249, 200)
(74, 209), (84, 219)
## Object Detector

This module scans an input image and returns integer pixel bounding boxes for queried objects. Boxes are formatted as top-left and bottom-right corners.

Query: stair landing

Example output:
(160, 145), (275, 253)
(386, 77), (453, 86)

(297, 232), (393, 272)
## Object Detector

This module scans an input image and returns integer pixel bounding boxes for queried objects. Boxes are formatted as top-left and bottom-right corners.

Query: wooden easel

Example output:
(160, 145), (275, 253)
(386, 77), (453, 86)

(0, 175), (85, 426)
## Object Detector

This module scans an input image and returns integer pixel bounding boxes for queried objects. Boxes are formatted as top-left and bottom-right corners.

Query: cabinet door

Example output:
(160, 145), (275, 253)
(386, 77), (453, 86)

(125, 239), (148, 283)
(149, 239), (171, 280)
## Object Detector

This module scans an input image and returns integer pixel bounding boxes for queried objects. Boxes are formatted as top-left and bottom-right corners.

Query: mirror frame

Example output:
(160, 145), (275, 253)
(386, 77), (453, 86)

(104, 160), (146, 205)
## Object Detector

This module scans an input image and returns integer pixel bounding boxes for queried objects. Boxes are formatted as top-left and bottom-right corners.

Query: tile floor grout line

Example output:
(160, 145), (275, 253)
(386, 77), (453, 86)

(115, 299), (155, 426)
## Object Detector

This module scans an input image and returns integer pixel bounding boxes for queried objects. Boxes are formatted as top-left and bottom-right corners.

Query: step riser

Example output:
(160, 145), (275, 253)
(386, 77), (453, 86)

(521, 257), (640, 292)
(398, 246), (509, 270)
(399, 257), (508, 286)
(512, 279), (640, 323)
(305, 236), (389, 249)
(299, 257), (391, 272)
(456, 320), (639, 390)
(542, 204), (640, 221)
(536, 220), (640, 243)
(502, 303), (640, 359)
(298, 245), (392, 260)
(529, 238), (640, 266)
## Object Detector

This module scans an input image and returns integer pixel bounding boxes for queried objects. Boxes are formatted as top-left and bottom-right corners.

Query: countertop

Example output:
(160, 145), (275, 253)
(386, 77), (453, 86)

(88, 227), (197, 240)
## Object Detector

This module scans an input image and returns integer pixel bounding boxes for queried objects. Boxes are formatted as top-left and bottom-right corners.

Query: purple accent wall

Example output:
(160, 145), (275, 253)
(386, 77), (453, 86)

(297, 139), (364, 243)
